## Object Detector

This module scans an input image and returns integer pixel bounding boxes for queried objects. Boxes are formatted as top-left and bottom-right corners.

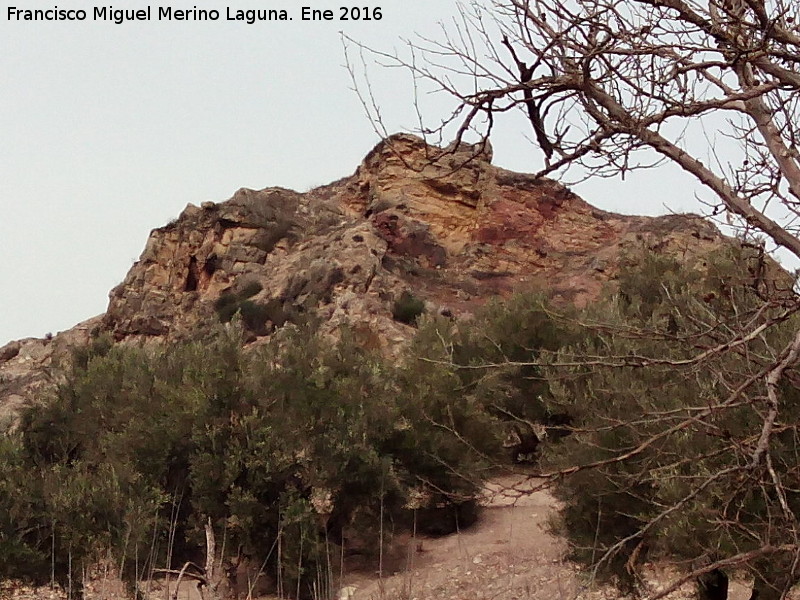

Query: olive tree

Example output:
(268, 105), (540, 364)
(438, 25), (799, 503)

(540, 246), (800, 600)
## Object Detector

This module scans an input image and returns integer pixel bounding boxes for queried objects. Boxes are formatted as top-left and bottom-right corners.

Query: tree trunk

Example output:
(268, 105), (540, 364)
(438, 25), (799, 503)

(204, 518), (216, 585)
(202, 518), (227, 600)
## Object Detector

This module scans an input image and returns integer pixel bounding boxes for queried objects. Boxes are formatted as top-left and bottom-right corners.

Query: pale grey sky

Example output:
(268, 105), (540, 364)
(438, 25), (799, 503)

(1, 0), (705, 345)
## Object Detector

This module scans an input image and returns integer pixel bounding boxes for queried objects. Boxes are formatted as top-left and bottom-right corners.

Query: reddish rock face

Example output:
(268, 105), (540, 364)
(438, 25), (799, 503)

(473, 198), (546, 245)
(325, 134), (722, 310)
(0, 133), (727, 423)
(371, 212), (447, 268)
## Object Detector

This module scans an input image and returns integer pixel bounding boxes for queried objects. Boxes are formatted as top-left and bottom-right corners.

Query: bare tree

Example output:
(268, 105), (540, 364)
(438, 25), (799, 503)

(347, 1), (800, 598)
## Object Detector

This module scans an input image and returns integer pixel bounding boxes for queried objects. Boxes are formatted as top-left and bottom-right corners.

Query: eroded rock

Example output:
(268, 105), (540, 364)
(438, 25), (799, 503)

(1, 134), (732, 423)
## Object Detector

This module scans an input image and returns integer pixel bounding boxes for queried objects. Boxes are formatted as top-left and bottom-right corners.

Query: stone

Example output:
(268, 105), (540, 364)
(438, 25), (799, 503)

(0, 341), (21, 363)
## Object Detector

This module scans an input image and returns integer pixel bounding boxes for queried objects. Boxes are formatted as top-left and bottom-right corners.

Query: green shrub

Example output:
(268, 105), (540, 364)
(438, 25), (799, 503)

(4, 323), (494, 596)
(70, 333), (114, 371)
(215, 286), (273, 334)
(392, 291), (426, 324)
(214, 291), (240, 323)
(239, 280), (263, 299)
(540, 246), (800, 592)
(238, 300), (270, 334)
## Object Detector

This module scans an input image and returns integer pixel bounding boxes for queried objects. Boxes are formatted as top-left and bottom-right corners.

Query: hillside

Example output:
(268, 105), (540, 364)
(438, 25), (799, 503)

(0, 133), (724, 426)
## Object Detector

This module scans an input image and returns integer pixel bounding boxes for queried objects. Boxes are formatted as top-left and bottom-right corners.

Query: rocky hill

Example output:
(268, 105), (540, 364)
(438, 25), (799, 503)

(0, 133), (724, 427)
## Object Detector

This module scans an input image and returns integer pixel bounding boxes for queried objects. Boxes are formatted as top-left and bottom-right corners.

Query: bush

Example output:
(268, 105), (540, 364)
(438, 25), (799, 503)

(392, 291), (426, 324)
(238, 300), (270, 335)
(214, 291), (240, 323)
(3, 322), (494, 596)
(69, 333), (114, 371)
(239, 280), (263, 299)
(451, 293), (574, 429)
(214, 286), (275, 334)
(540, 246), (800, 593)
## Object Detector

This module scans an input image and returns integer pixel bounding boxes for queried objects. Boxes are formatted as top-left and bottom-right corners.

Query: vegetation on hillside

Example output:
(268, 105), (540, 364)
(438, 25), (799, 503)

(359, 0), (800, 595)
(388, 244), (800, 600)
(0, 320), (504, 597)
(539, 246), (800, 599)
(2, 242), (798, 600)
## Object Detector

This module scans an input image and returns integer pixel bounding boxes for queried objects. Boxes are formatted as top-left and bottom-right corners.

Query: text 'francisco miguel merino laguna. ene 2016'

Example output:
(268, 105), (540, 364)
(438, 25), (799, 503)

(7, 6), (294, 24)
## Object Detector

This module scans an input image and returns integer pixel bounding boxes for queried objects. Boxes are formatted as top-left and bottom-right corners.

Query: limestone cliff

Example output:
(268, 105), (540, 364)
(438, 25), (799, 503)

(0, 134), (726, 425)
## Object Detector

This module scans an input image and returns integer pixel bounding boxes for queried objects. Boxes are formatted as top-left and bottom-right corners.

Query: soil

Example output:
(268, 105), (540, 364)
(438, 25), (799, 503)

(337, 474), (756, 600)
(342, 474), (576, 600)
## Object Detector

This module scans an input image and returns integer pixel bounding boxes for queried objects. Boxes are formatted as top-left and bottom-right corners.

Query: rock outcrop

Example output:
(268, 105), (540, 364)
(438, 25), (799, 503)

(0, 133), (726, 424)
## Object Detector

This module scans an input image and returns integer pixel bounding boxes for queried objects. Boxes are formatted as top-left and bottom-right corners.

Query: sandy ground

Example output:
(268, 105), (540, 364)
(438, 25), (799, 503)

(343, 474), (576, 600)
(338, 475), (757, 600)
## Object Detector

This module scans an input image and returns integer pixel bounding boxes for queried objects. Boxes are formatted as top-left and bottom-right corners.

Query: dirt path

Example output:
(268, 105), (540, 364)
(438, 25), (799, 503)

(342, 475), (578, 600)
(341, 475), (755, 600)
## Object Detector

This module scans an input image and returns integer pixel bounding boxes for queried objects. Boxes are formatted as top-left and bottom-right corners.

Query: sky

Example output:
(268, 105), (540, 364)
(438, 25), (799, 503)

(1, 0), (714, 346)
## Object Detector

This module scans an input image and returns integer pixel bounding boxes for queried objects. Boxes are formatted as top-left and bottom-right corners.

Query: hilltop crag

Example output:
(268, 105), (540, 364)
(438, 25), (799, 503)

(0, 133), (724, 423)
